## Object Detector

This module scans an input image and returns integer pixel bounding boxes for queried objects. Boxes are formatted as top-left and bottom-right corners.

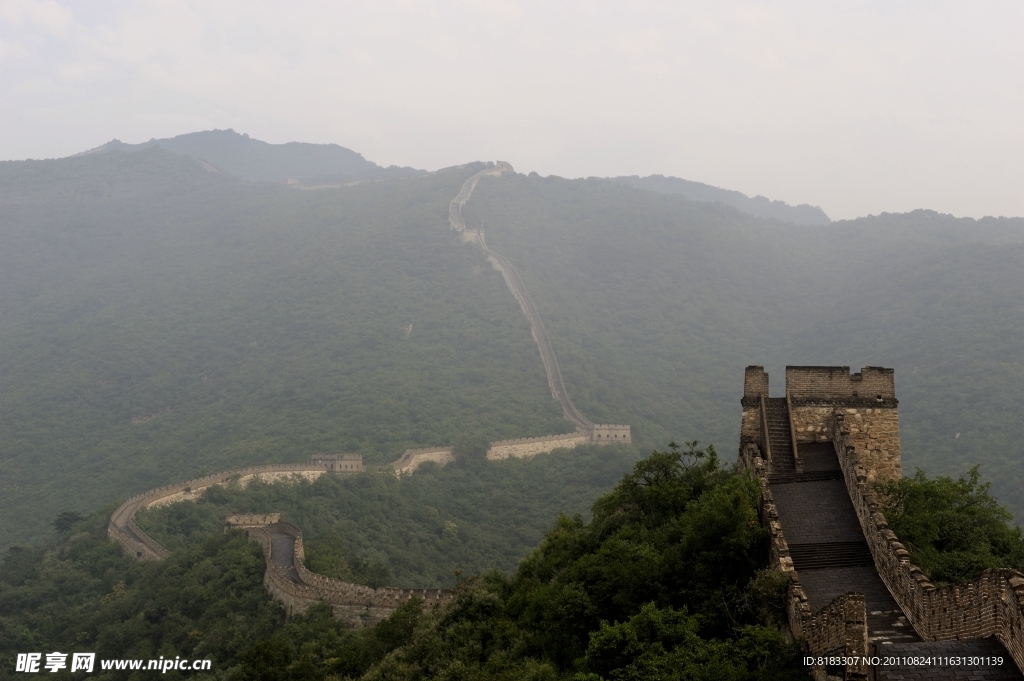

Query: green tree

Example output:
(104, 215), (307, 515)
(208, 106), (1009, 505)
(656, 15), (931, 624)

(876, 466), (1024, 583)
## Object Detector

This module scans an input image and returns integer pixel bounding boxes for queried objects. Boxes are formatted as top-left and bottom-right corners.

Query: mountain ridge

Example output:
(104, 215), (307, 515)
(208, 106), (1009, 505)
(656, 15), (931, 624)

(80, 128), (424, 184)
(611, 173), (832, 225)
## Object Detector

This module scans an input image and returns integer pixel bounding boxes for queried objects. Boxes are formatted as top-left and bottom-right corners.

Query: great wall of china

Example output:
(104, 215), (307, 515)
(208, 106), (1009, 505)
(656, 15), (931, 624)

(740, 366), (1024, 680)
(105, 164), (1024, 679)
(109, 164), (631, 626)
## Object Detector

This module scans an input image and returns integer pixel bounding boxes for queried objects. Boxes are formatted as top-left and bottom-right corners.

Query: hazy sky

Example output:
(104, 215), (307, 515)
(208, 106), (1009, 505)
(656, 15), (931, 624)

(2, 1), (1022, 220)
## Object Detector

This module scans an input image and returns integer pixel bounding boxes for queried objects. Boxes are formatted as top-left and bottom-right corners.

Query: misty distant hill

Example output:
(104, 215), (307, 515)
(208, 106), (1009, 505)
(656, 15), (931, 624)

(83, 129), (424, 183)
(612, 174), (831, 225)
(2, 149), (1023, 552)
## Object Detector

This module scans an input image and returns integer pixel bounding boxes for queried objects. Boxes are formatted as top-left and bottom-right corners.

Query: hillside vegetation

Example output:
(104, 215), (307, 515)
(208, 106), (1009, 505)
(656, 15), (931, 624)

(0, 445), (806, 681)
(612, 174), (831, 224)
(462, 173), (1024, 519)
(1, 142), (1022, 553)
(0, 152), (573, 549)
(135, 445), (636, 589)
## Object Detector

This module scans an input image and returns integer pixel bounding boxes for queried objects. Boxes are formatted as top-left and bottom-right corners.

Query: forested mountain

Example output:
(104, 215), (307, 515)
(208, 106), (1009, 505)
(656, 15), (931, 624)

(1, 142), (1022, 556)
(0, 151), (570, 550)
(83, 129), (423, 183)
(611, 173), (832, 224)
(462, 174), (1024, 519)
(0, 445), (808, 681)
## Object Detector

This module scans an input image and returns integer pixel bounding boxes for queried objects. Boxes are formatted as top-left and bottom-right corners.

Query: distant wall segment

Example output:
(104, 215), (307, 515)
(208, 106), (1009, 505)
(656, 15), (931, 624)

(225, 516), (451, 627)
(107, 462), (332, 561)
(108, 165), (633, 622)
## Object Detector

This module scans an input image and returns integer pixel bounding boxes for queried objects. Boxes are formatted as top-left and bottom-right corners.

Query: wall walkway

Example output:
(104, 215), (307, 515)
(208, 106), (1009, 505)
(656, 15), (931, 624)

(448, 163), (595, 431)
(741, 406), (1024, 680)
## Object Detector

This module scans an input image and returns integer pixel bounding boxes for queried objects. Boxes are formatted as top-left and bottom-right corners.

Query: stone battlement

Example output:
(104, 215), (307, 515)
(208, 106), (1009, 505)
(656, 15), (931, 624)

(227, 517), (451, 626)
(738, 364), (1024, 678)
(224, 513), (281, 528)
(311, 453), (364, 473)
(741, 365), (900, 483)
(830, 411), (1024, 663)
(743, 365), (896, 404)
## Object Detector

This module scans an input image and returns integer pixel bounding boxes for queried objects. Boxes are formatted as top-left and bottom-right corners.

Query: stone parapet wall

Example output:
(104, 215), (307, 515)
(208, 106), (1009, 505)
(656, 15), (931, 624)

(793, 593), (870, 679)
(740, 405), (761, 449)
(391, 447), (455, 474)
(786, 366), (895, 400)
(108, 463), (332, 560)
(225, 513), (282, 529)
(235, 520), (452, 627)
(789, 406), (836, 444)
(789, 404), (900, 483)
(487, 432), (589, 460)
(830, 412), (1024, 672)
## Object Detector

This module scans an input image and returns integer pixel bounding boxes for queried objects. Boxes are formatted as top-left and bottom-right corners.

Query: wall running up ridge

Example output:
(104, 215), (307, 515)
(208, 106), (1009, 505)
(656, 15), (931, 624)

(449, 163), (626, 437)
(108, 164), (635, 623)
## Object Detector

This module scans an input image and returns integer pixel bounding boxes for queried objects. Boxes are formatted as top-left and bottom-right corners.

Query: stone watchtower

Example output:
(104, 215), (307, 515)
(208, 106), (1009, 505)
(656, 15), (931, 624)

(741, 366), (901, 483)
(310, 453), (364, 473)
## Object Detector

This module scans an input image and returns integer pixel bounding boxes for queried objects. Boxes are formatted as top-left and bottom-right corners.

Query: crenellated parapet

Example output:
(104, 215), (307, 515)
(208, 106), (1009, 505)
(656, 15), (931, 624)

(226, 517), (451, 627)
(830, 411), (1024, 670)
(486, 432), (590, 460)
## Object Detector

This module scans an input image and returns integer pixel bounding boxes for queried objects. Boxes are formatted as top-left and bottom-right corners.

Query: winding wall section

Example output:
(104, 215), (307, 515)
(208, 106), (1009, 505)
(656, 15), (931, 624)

(108, 166), (632, 625)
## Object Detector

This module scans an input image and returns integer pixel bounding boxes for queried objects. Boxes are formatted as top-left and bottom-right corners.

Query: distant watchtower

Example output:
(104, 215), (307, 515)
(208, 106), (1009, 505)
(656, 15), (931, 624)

(741, 366), (901, 483)
(310, 453), (364, 473)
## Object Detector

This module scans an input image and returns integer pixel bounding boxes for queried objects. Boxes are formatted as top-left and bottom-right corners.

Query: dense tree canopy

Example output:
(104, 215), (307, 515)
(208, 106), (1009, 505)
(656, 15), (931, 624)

(877, 467), (1024, 583)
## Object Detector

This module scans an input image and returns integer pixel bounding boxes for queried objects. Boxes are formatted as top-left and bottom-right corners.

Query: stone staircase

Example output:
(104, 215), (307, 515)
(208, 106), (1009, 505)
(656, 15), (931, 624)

(787, 541), (874, 570)
(764, 438), (1023, 677)
(764, 397), (795, 472)
(768, 441), (921, 648)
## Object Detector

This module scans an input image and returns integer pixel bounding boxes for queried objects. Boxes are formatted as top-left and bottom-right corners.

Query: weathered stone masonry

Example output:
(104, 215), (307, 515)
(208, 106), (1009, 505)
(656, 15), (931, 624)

(739, 365), (1024, 679)
(742, 366), (901, 483)
(225, 516), (449, 627)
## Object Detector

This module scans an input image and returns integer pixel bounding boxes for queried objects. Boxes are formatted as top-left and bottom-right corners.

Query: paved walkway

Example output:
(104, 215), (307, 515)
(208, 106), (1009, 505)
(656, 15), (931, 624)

(270, 533), (303, 584)
(766, 438), (1020, 675)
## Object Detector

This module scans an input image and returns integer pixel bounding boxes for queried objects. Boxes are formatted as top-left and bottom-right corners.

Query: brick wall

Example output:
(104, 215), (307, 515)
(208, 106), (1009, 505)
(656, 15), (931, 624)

(744, 366), (770, 399)
(830, 411), (1024, 672)
(786, 366), (895, 400)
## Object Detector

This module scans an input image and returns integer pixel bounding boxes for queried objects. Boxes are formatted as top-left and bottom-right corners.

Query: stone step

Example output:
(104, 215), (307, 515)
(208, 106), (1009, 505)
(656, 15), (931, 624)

(788, 541), (874, 570)
(769, 469), (843, 484)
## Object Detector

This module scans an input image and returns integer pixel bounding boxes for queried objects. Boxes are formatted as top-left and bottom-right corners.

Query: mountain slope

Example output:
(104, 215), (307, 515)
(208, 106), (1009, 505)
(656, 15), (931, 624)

(85, 129), (423, 183)
(462, 173), (1024, 519)
(0, 152), (569, 550)
(612, 173), (831, 224)
(2, 148), (1022, 552)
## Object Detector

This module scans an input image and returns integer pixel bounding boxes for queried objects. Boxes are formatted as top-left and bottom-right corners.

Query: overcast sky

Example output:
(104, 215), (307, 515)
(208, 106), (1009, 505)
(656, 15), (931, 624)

(2, 1), (1021, 220)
